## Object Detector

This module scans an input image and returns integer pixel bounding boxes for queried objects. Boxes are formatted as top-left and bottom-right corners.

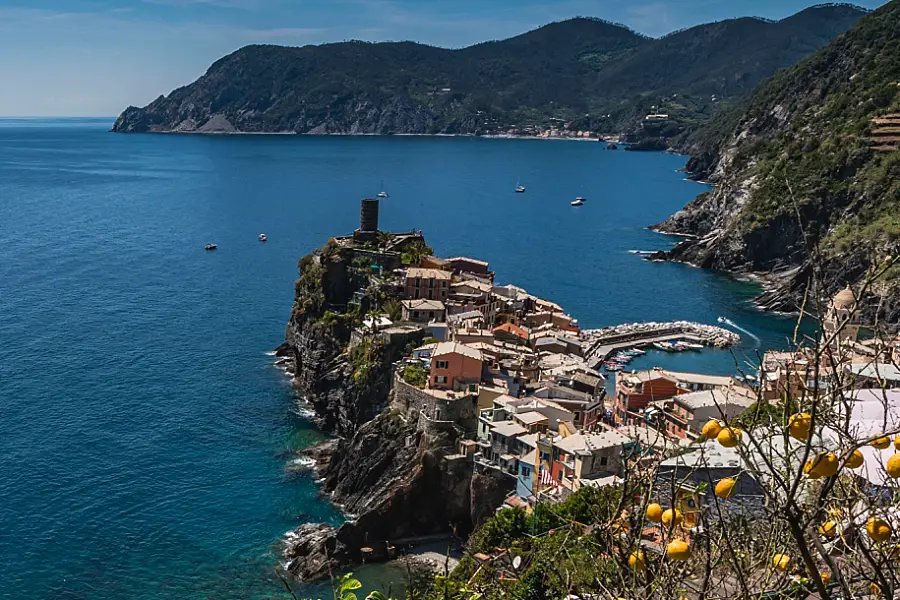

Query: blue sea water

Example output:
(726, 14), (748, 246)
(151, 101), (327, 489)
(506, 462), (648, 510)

(0, 118), (799, 599)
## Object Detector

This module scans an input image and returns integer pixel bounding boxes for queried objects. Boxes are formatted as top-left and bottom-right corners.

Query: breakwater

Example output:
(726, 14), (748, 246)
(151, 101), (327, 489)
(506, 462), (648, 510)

(582, 321), (740, 368)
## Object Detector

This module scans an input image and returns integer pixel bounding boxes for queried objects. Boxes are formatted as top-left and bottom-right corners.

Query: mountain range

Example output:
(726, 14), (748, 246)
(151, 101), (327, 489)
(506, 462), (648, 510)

(112, 4), (866, 137)
(657, 0), (900, 318)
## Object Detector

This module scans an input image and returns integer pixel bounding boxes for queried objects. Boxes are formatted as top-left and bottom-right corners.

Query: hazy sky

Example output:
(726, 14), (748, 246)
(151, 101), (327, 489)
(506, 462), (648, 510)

(0, 0), (889, 117)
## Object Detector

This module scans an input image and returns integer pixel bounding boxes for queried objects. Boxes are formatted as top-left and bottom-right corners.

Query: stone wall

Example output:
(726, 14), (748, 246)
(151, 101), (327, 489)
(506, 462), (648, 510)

(393, 377), (479, 432)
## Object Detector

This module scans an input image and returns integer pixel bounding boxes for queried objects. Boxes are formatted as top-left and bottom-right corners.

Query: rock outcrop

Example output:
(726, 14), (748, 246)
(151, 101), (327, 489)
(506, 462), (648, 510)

(280, 234), (501, 582)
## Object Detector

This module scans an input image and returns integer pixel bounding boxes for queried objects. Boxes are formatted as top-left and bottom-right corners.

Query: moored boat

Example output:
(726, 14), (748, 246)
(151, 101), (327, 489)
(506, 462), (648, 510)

(204, 243), (217, 251)
(259, 233), (267, 242)
(571, 198), (584, 206)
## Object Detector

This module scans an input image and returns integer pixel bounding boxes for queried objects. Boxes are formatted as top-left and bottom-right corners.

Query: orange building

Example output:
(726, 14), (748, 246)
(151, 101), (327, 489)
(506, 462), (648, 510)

(430, 342), (484, 391)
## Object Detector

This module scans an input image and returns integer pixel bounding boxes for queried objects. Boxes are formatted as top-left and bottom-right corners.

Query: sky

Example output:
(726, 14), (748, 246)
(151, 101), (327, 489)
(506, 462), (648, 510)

(0, 0), (890, 117)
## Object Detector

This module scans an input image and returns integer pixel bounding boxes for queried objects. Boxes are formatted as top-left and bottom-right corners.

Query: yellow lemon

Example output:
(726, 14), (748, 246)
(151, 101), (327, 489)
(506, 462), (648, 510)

(819, 521), (837, 538)
(717, 427), (742, 448)
(887, 453), (900, 479)
(701, 419), (723, 439)
(715, 477), (737, 499)
(867, 517), (892, 542)
(661, 508), (684, 527)
(666, 539), (691, 561)
(870, 582), (882, 597)
(805, 452), (839, 478)
(628, 550), (645, 571)
(872, 436), (891, 450)
(846, 449), (864, 469)
(773, 553), (791, 571)
(646, 503), (663, 523)
(788, 413), (812, 441)
(894, 436), (900, 451)
(820, 572), (831, 586)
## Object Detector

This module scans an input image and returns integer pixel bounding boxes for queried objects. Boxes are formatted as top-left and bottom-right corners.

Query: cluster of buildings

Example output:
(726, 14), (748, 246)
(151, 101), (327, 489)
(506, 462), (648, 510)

(344, 200), (900, 527)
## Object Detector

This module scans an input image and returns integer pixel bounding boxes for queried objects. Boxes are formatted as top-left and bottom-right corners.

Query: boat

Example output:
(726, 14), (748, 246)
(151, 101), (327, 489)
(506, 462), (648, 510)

(653, 341), (686, 352)
(571, 198), (584, 206)
(681, 342), (705, 350)
(576, 196), (586, 202)
(515, 178), (526, 193)
(204, 243), (217, 251)
(377, 180), (389, 198)
(259, 233), (267, 242)
(717, 316), (727, 323)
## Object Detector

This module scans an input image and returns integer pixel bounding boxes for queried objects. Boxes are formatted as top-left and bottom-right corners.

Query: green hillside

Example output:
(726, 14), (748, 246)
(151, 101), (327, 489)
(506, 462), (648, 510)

(112, 6), (866, 137)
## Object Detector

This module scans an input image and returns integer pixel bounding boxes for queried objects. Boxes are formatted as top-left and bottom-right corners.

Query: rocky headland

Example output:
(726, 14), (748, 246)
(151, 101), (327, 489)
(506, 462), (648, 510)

(276, 234), (510, 582)
(651, 1), (900, 322)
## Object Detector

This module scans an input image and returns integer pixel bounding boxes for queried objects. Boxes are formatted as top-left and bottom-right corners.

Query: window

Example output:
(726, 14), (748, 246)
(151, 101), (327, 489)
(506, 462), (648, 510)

(600, 456), (608, 467)
(435, 360), (449, 369)
(429, 279), (434, 288)
(415, 278), (421, 287)
(521, 467), (531, 477)
(435, 376), (448, 384)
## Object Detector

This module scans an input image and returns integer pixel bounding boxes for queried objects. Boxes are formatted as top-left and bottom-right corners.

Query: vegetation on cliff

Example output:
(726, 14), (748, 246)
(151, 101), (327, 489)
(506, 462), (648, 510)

(660, 0), (900, 315)
(112, 6), (865, 139)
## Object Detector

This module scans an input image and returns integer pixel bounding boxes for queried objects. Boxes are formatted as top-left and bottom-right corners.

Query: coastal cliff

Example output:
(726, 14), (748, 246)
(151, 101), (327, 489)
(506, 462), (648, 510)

(655, 0), (900, 318)
(279, 234), (510, 581)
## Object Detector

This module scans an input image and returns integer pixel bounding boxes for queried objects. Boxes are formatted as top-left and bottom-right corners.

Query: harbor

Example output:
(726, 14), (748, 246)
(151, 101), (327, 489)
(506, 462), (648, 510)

(581, 321), (740, 371)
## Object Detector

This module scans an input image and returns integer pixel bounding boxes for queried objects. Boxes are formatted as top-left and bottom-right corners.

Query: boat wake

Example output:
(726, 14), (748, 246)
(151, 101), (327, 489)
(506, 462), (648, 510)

(717, 317), (761, 346)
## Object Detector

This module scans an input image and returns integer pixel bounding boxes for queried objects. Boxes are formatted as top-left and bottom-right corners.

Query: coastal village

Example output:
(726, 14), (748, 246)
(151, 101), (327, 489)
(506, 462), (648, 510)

(277, 196), (900, 595)
(294, 198), (900, 519)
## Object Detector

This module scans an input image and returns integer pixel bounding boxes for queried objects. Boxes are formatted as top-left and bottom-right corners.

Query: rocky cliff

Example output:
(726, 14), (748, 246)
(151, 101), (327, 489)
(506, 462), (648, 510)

(655, 0), (900, 318)
(279, 235), (511, 581)
(111, 7), (865, 139)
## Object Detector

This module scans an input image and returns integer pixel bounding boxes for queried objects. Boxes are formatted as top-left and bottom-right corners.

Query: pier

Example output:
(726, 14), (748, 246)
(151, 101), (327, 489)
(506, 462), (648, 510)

(582, 321), (740, 369)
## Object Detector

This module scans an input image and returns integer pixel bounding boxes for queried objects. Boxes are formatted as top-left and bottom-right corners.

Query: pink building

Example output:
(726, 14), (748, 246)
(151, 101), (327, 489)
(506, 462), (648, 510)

(404, 268), (451, 301)
(430, 342), (484, 391)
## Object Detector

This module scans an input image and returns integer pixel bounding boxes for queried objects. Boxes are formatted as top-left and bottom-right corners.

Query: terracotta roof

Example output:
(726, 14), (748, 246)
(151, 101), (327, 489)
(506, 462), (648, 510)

(406, 267), (452, 280)
(493, 322), (530, 340)
(433, 341), (484, 361)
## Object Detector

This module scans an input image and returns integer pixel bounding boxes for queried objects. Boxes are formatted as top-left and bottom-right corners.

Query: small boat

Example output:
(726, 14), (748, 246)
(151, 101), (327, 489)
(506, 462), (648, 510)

(515, 185), (526, 193)
(259, 233), (267, 242)
(204, 243), (217, 251)
(681, 342), (705, 350)
(717, 316), (727, 323)
(571, 198), (584, 206)
(377, 180), (389, 198)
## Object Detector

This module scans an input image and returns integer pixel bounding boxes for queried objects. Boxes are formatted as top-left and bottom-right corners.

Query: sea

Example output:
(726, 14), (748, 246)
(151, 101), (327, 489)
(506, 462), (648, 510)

(0, 118), (801, 599)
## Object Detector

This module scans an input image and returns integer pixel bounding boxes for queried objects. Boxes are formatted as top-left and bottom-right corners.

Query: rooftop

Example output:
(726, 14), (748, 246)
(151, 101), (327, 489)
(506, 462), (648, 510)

(554, 431), (629, 455)
(491, 420), (528, 438)
(673, 386), (757, 410)
(620, 368), (735, 388)
(493, 322), (530, 340)
(515, 411), (549, 426)
(846, 362), (900, 383)
(401, 299), (445, 311)
(447, 256), (490, 267)
(406, 267), (452, 280)
(434, 341), (484, 361)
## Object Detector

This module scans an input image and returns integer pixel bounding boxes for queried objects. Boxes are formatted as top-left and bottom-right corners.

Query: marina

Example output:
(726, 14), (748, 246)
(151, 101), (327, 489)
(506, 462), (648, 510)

(582, 321), (740, 371)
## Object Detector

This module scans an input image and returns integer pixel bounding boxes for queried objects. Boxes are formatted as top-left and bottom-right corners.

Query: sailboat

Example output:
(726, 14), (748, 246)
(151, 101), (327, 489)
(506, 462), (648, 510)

(377, 180), (389, 198)
(515, 178), (526, 193)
